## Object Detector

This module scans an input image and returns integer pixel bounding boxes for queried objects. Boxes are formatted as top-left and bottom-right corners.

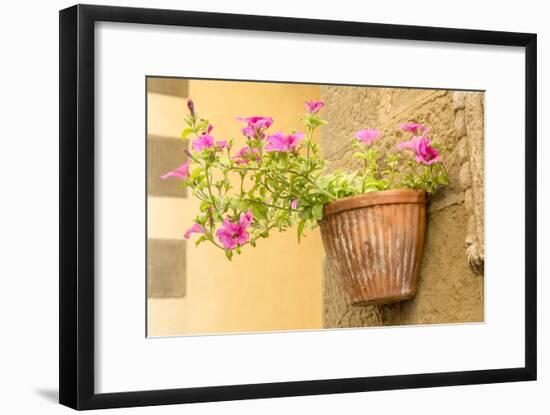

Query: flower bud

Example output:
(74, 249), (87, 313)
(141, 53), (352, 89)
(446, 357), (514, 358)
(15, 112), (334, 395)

(187, 99), (195, 117)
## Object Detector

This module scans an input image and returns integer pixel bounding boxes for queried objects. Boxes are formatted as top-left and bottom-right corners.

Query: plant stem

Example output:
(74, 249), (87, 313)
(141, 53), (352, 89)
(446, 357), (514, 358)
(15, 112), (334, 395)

(204, 232), (225, 251)
(306, 126), (313, 165)
(239, 172), (245, 196)
(361, 159), (368, 193)
(246, 199), (298, 212)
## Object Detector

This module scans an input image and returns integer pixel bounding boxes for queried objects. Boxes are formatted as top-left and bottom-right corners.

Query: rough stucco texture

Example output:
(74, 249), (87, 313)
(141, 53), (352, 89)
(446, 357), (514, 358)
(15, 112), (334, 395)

(321, 86), (484, 328)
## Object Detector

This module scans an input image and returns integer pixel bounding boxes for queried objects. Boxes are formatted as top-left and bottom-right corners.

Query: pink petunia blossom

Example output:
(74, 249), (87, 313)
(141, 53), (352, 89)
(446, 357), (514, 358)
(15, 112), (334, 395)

(237, 116), (273, 128)
(355, 129), (381, 146)
(236, 116), (273, 138)
(290, 199), (299, 210)
(415, 137), (441, 165)
(396, 135), (424, 152)
(265, 131), (304, 152)
(184, 223), (204, 240)
(397, 136), (440, 165)
(232, 146), (260, 164)
(192, 134), (215, 152)
(399, 122), (430, 135)
(216, 212), (254, 250)
(240, 211), (253, 228)
(304, 100), (324, 114)
(216, 140), (230, 150)
(160, 161), (190, 180)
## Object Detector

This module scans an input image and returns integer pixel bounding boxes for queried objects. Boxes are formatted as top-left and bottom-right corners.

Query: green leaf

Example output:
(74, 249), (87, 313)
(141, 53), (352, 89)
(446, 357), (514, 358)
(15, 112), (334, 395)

(439, 173), (450, 185)
(251, 202), (268, 220)
(297, 219), (306, 242)
(312, 204), (324, 220)
(184, 117), (194, 127)
(189, 167), (204, 180)
(247, 186), (258, 198)
(199, 201), (212, 212)
(225, 250), (233, 261)
(181, 128), (194, 140)
(177, 181), (189, 190)
(299, 207), (312, 220)
(196, 119), (209, 132)
(229, 198), (248, 211)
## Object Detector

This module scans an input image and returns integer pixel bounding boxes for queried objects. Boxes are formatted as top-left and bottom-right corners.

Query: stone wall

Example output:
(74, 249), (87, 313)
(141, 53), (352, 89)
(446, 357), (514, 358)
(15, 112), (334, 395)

(321, 86), (485, 328)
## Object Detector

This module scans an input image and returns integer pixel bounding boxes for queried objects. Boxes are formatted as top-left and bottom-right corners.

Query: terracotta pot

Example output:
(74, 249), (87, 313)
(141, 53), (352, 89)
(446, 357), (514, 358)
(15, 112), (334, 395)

(320, 189), (427, 306)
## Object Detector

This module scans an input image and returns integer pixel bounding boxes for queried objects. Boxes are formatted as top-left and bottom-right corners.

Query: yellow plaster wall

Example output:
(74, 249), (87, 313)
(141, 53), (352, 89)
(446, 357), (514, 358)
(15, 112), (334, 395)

(147, 79), (324, 336)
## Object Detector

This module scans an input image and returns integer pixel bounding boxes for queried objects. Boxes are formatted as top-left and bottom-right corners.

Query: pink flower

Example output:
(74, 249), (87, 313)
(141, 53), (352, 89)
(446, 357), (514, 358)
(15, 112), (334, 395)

(184, 223), (204, 240)
(237, 116), (273, 128)
(160, 161), (190, 180)
(237, 116), (273, 138)
(399, 122), (430, 135)
(415, 137), (441, 165)
(290, 199), (299, 210)
(240, 211), (253, 228)
(192, 134), (215, 152)
(216, 212), (254, 250)
(355, 129), (381, 146)
(397, 136), (441, 165)
(216, 140), (230, 150)
(265, 131), (304, 152)
(396, 135), (423, 152)
(304, 100), (324, 114)
(232, 146), (260, 164)
(206, 124), (213, 134)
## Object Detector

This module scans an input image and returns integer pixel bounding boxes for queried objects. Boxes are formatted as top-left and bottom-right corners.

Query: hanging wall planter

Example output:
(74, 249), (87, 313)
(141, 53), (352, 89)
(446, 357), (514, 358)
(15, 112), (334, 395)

(320, 189), (427, 306)
(161, 98), (448, 303)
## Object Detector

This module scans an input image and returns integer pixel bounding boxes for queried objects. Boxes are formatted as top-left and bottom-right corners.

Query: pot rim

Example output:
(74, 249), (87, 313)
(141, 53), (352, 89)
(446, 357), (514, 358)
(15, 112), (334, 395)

(323, 189), (427, 217)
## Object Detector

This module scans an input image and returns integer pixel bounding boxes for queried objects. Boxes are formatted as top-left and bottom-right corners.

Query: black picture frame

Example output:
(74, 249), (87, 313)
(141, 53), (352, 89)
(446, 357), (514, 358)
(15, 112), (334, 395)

(59, 4), (537, 410)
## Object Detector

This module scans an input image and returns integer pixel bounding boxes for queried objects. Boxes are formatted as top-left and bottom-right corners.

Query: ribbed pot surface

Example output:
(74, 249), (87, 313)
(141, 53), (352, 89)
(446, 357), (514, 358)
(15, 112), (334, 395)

(320, 190), (427, 306)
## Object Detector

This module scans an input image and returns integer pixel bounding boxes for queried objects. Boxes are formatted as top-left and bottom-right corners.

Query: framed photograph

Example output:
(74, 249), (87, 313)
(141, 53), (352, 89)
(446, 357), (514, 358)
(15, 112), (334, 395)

(59, 4), (537, 410)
